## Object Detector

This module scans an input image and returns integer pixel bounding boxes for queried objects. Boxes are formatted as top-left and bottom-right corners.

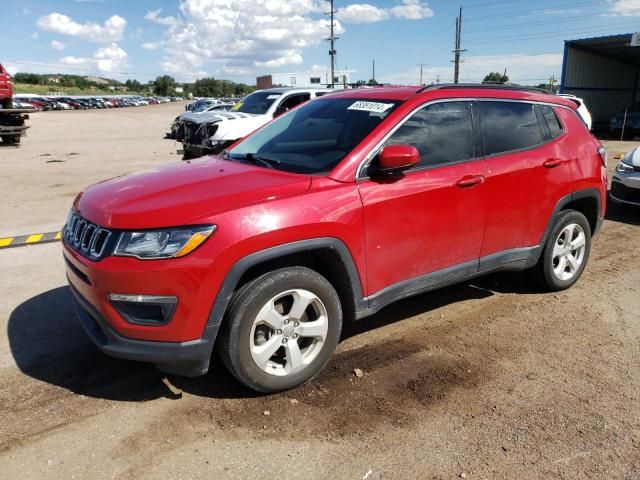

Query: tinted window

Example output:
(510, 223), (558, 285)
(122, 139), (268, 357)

(383, 101), (474, 168)
(539, 105), (563, 139)
(276, 94), (311, 115)
(479, 101), (543, 156)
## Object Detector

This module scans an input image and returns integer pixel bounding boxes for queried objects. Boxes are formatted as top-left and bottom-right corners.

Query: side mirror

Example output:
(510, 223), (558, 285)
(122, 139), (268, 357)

(372, 145), (420, 175)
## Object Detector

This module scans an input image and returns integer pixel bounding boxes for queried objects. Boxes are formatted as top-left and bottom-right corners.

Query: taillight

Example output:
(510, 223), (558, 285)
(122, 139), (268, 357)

(598, 146), (607, 167)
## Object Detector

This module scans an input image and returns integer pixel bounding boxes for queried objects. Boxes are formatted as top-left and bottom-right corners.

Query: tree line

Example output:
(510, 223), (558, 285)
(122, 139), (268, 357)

(13, 72), (255, 97)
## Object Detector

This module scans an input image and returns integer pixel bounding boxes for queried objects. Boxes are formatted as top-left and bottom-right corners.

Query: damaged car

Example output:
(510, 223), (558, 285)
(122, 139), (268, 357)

(182, 88), (331, 158)
(167, 103), (234, 140)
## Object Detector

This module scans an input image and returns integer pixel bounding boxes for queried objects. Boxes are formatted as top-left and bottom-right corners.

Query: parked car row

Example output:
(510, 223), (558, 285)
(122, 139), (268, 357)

(185, 97), (238, 112)
(12, 95), (180, 111)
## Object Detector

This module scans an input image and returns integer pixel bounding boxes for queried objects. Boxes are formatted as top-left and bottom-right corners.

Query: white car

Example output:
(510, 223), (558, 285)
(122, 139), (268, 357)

(557, 93), (592, 131)
(168, 103), (235, 140)
(182, 88), (332, 158)
(611, 147), (640, 206)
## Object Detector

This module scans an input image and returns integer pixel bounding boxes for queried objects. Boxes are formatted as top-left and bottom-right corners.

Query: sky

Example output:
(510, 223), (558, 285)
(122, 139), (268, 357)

(2, 0), (640, 86)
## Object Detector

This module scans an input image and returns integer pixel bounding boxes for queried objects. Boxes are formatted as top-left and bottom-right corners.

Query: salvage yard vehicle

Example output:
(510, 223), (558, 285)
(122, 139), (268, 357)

(182, 87), (330, 158)
(63, 84), (607, 393)
(167, 103), (234, 140)
(0, 63), (30, 144)
(610, 103), (640, 138)
(611, 147), (640, 206)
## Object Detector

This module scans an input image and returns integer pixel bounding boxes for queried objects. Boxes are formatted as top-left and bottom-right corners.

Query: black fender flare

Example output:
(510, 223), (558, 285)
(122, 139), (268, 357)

(539, 187), (602, 247)
(200, 237), (365, 349)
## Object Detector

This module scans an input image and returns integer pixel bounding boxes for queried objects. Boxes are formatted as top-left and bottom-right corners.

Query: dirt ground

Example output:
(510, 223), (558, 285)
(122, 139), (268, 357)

(1, 103), (639, 479)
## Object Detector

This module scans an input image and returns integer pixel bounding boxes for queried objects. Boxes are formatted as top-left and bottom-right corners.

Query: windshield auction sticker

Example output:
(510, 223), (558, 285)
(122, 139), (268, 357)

(347, 101), (394, 113)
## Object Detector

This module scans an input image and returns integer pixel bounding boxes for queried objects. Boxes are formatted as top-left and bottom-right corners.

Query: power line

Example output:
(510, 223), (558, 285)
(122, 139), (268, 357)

(468, 21), (640, 44)
(464, 0), (602, 22)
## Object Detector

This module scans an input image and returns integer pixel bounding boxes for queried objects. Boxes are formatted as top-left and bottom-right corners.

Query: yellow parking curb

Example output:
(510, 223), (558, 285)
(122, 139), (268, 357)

(0, 231), (62, 249)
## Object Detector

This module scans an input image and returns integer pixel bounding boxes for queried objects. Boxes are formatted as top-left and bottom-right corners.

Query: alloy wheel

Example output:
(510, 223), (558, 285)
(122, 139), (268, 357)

(249, 289), (329, 376)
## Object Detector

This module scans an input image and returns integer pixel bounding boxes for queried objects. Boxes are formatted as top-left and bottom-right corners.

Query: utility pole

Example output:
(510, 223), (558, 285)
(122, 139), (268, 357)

(452, 7), (466, 84)
(417, 63), (427, 85)
(326, 0), (338, 88)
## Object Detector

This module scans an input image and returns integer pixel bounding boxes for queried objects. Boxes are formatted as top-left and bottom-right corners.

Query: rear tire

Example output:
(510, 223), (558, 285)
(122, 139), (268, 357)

(1, 98), (12, 109)
(532, 210), (591, 291)
(218, 267), (342, 393)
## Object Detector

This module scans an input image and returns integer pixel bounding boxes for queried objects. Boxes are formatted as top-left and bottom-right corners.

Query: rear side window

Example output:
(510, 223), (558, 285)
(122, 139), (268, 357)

(383, 101), (474, 168)
(478, 101), (543, 156)
(538, 105), (563, 139)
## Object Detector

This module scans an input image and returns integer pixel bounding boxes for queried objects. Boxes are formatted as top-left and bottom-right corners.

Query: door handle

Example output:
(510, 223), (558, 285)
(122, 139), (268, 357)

(543, 158), (563, 168)
(456, 175), (485, 188)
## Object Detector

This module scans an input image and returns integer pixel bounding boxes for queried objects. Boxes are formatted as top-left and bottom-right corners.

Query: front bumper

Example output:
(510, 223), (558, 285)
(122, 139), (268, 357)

(611, 173), (640, 206)
(69, 281), (213, 376)
(63, 241), (225, 376)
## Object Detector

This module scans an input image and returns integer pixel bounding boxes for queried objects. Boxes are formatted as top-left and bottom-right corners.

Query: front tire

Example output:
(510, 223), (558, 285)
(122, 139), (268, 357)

(218, 267), (342, 393)
(533, 210), (591, 291)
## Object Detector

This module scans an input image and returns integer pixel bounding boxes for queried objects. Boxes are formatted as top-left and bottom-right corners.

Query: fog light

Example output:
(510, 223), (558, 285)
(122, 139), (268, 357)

(108, 294), (178, 326)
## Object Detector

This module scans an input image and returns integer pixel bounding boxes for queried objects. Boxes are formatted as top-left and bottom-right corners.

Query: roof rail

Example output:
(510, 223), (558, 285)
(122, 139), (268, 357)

(417, 83), (551, 94)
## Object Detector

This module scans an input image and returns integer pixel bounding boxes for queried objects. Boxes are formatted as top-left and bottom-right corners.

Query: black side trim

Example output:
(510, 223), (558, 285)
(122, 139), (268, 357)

(363, 259), (479, 315)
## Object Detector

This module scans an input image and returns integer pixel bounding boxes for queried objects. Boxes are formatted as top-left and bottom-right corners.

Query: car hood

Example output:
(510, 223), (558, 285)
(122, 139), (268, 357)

(182, 110), (258, 124)
(211, 114), (272, 141)
(623, 147), (640, 167)
(75, 157), (311, 229)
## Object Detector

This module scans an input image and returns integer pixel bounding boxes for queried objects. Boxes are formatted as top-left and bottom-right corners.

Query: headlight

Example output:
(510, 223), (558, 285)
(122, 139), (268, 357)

(616, 161), (635, 173)
(114, 225), (215, 259)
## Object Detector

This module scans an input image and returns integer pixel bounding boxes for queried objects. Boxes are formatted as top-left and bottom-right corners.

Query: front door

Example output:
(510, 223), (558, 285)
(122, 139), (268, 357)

(357, 101), (488, 298)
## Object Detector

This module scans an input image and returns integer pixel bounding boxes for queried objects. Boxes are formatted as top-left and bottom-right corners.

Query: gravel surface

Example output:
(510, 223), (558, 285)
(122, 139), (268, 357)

(1, 103), (639, 479)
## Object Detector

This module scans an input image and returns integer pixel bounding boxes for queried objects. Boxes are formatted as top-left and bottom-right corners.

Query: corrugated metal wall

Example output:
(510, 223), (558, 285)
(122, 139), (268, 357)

(562, 47), (637, 126)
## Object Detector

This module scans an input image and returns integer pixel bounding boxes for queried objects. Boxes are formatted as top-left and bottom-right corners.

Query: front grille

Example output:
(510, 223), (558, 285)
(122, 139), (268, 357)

(63, 213), (113, 260)
(183, 121), (208, 145)
(611, 181), (640, 204)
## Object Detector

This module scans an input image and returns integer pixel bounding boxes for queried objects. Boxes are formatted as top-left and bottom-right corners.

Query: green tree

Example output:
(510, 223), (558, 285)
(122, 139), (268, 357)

(482, 72), (509, 84)
(152, 75), (176, 95)
(125, 79), (143, 91)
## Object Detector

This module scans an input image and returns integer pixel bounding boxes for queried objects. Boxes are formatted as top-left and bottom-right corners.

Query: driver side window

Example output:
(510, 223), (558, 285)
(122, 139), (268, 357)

(275, 93), (311, 116)
(383, 101), (474, 169)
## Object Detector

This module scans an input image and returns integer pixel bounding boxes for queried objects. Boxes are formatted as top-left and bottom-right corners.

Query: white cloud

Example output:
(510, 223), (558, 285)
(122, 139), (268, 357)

(141, 42), (160, 50)
(543, 8), (580, 14)
(60, 42), (128, 74)
(51, 40), (66, 50)
(608, 0), (640, 15)
(337, 0), (433, 23)
(149, 0), (339, 78)
(390, 0), (434, 20)
(144, 8), (180, 26)
(36, 13), (126, 43)
(337, 4), (389, 23)
(378, 53), (563, 85)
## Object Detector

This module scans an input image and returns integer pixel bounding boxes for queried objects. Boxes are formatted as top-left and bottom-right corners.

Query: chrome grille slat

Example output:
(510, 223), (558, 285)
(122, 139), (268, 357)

(63, 213), (113, 260)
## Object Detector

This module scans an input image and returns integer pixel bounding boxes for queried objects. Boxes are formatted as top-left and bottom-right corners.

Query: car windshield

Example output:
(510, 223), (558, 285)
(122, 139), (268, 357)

(228, 97), (400, 174)
(231, 91), (283, 115)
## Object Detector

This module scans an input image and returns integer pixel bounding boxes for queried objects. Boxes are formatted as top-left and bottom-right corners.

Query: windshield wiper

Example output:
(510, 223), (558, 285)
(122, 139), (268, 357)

(232, 152), (281, 169)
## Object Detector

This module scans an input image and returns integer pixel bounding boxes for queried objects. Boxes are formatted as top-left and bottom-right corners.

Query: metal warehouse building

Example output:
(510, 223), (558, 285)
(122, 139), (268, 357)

(561, 33), (640, 130)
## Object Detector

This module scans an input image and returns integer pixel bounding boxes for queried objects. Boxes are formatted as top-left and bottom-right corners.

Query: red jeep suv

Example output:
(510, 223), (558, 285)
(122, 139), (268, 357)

(63, 85), (607, 392)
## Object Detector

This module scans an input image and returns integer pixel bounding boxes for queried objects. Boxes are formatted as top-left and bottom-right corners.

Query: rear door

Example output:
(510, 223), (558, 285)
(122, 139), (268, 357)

(478, 100), (569, 258)
(357, 101), (489, 297)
